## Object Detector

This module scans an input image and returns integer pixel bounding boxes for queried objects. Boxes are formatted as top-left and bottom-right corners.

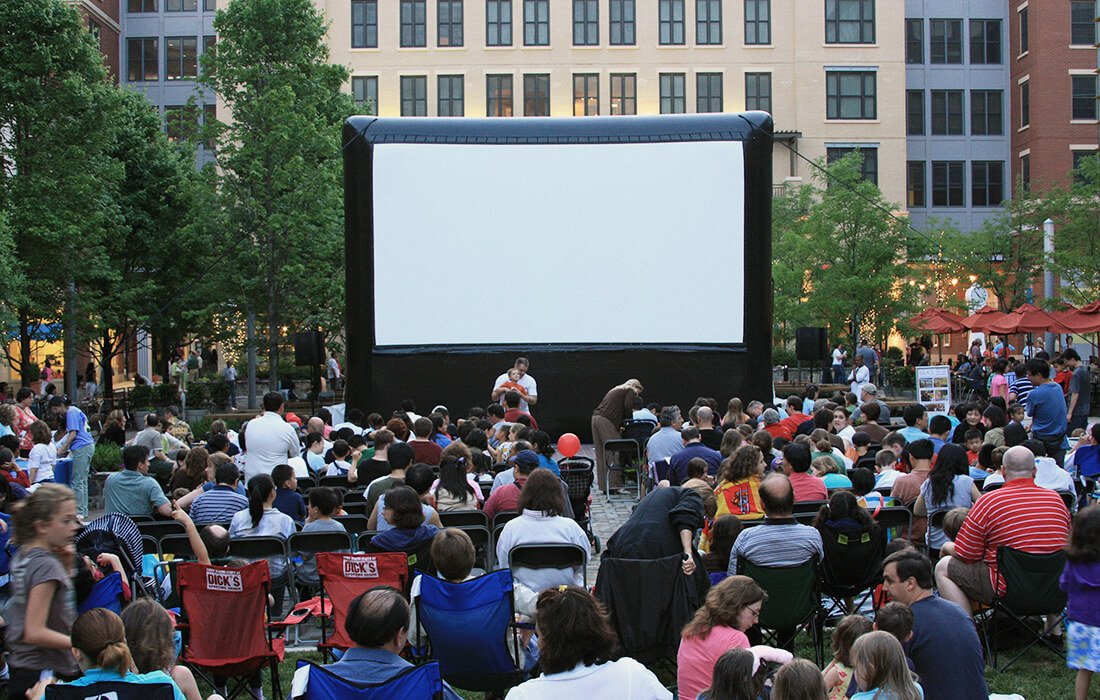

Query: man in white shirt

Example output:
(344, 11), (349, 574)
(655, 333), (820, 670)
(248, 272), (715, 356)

(491, 357), (538, 412)
(242, 392), (301, 481)
(832, 343), (847, 384)
(848, 354), (870, 397)
(326, 351), (342, 391)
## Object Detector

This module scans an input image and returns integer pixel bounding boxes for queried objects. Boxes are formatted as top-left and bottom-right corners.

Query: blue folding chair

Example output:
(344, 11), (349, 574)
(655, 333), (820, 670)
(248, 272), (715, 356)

(78, 571), (125, 614)
(291, 659), (444, 699)
(414, 569), (527, 693)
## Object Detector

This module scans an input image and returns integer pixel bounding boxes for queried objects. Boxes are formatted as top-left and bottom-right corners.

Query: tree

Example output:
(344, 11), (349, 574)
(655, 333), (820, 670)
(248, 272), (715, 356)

(771, 183), (816, 347)
(200, 0), (353, 392)
(0, 0), (120, 384)
(1046, 155), (1100, 306)
(774, 153), (919, 348)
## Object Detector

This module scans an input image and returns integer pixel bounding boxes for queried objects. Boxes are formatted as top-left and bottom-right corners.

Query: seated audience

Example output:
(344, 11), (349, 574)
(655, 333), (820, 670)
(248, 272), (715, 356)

(432, 455), (482, 512)
(822, 615), (873, 700)
(780, 443), (827, 503)
(714, 445), (767, 521)
(849, 631), (923, 700)
(729, 473), (824, 575)
(271, 464), (306, 523)
(913, 443), (979, 554)
(294, 486), (348, 588)
(366, 484), (440, 554)
(409, 417), (443, 466)
(669, 427), (723, 483)
(121, 598), (209, 700)
(701, 515), (742, 575)
(229, 474), (296, 615)
(187, 461), (248, 525)
(811, 455), (852, 490)
(771, 658), (829, 700)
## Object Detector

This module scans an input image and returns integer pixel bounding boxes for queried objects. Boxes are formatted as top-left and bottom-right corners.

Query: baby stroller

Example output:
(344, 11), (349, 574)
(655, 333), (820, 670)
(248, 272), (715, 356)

(75, 512), (152, 600)
(559, 457), (600, 553)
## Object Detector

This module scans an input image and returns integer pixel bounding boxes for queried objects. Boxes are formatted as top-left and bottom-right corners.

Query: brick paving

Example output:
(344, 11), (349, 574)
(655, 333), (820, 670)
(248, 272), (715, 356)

(559, 445), (637, 584)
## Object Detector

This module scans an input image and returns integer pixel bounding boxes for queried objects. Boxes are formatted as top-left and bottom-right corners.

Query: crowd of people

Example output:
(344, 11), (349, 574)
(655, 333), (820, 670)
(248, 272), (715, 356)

(0, 349), (1097, 699)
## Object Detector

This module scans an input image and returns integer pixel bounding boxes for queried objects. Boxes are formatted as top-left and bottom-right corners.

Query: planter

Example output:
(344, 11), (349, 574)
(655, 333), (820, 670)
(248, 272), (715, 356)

(185, 408), (208, 424)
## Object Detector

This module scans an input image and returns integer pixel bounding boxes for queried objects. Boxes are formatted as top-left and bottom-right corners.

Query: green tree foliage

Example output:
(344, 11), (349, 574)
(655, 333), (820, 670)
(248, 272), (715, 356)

(1046, 155), (1100, 306)
(772, 153), (918, 349)
(200, 0), (354, 390)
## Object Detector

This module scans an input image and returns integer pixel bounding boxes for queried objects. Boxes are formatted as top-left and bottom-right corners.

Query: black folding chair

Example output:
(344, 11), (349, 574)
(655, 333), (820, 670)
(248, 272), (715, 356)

(986, 546), (1068, 670)
(739, 557), (825, 667)
(320, 475), (351, 490)
(136, 520), (186, 542)
(343, 490), (367, 504)
(792, 500), (829, 515)
(439, 511), (490, 529)
(289, 531), (354, 557)
(341, 502), (369, 516)
(333, 514), (372, 535)
(449, 524), (493, 569)
(509, 543), (589, 587)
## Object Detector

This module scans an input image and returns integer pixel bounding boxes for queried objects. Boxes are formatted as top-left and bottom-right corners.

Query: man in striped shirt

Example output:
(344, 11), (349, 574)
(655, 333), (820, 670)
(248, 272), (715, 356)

(935, 445), (1070, 614)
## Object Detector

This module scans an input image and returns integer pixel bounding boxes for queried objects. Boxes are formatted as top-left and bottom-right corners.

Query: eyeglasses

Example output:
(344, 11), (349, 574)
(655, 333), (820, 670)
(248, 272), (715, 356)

(745, 605), (762, 618)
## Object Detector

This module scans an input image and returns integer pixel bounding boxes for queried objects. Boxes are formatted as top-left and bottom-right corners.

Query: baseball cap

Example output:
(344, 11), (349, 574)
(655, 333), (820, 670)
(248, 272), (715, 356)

(285, 412), (302, 426)
(509, 450), (539, 469)
(862, 383), (879, 395)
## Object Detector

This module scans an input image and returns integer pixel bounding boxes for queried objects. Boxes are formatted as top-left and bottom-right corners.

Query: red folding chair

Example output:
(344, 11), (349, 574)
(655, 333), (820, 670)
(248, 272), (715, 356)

(176, 560), (301, 699)
(311, 551), (408, 657)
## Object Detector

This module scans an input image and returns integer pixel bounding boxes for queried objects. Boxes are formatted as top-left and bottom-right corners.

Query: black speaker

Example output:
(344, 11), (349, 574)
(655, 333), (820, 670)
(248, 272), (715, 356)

(795, 327), (828, 362)
(294, 331), (324, 367)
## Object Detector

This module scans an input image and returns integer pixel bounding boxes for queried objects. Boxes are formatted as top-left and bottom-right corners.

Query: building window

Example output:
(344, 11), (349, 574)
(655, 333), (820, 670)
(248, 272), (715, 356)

(610, 73), (636, 115)
(487, 74), (514, 116)
(352, 76), (378, 112)
(696, 73), (723, 113)
(906, 90), (924, 135)
(827, 146), (878, 184)
(1020, 153), (1030, 190)
(697, 0), (722, 44)
(659, 0), (685, 45)
(165, 105), (197, 141)
(400, 0), (426, 47)
(202, 104), (216, 149)
(929, 19), (962, 63)
(1071, 2), (1095, 45)
(931, 161), (965, 207)
(573, 73), (599, 115)
(437, 0), (464, 46)
(351, 0), (378, 48)
(905, 19), (922, 63)
(1019, 7), (1028, 54)
(165, 37), (198, 81)
(127, 0), (156, 13)
(1072, 151), (1099, 182)
(203, 35), (216, 56)
(523, 74), (549, 115)
(970, 90), (1003, 135)
(744, 0), (770, 45)
(907, 161), (926, 208)
(164, 0), (196, 11)
(969, 19), (1001, 64)
(524, 0), (549, 45)
(930, 90), (964, 135)
(1020, 80), (1029, 127)
(400, 76), (427, 115)
(1071, 76), (1098, 121)
(87, 18), (101, 42)
(203, 0), (214, 10)
(660, 73), (686, 114)
(609, 0), (635, 44)
(127, 38), (158, 82)
(573, 0), (598, 45)
(825, 0), (874, 44)
(971, 161), (1004, 206)
(745, 72), (771, 112)
(826, 70), (876, 120)
(438, 75), (464, 115)
(487, 0), (512, 45)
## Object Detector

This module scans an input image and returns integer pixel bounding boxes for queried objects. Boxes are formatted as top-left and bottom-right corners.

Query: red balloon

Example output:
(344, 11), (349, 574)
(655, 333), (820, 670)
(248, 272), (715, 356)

(557, 433), (581, 458)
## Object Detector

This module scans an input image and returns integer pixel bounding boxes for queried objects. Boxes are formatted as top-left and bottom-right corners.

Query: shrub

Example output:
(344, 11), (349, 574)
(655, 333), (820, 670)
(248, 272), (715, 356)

(91, 443), (123, 473)
(154, 383), (178, 408)
(207, 380), (231, 409)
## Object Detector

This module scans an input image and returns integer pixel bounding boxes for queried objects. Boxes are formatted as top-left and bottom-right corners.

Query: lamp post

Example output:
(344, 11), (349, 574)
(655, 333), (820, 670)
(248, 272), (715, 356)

(1044, 218), (1055, 353)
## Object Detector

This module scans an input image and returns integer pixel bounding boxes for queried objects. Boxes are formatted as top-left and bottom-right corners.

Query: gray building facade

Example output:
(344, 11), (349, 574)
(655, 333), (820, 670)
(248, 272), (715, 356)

(905, 0), (1012, 233)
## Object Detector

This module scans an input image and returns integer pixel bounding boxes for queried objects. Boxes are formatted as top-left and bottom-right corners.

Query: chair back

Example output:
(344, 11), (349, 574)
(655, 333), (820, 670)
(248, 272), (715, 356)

(290, 531), (354, 555)
(136, 520), (187, 541)
(620, 420), (655, 450)
(439, 511), (489, 529)
(446, 524), (493, 569)
(177, 561), (272, 668)
(792, 500), (829, 515)
(296, 476), (317, 492)
(229, 535), (288, 560)
(508, 543), (588, 586)
(343, 490), (367, 504)
(334, 514), (373, 534)
(739, 557), (820, 632)
(818, 524), (886, 598)
(316, 551), (408, 650)
(1060, 491), (1076, 511)
(492, 511), (520, 530)
(46, 682), (176, 700)
(320, 475), (351, 489)
(293, 659), (443, 699)
(340, 502), (369, 516)
(416, 570), (524, 692)
(142, 534), (160, 556)
(997, 546), (1068, 615)
(159, 533), (197, 559)
(873, 506), (913, 532)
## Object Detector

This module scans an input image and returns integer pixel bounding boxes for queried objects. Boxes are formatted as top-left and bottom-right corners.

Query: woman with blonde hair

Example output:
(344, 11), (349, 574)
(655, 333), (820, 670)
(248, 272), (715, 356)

(98, 409), (128, 447)
(721, 398), (750, 430)
(719, 429), (745, 460)
(714, 446), (768, 521)
(849, 631), (923, 700)
(677, 575), (791, 700)
(30, 607), (189, 699)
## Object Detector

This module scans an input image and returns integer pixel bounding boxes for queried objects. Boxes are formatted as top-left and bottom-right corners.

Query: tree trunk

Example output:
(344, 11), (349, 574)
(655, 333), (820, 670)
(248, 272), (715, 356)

(18, 313), (32, 384)
(101, 328), (114, 397)
(246, 310), (258, 409)
(64, 281), (78, 399)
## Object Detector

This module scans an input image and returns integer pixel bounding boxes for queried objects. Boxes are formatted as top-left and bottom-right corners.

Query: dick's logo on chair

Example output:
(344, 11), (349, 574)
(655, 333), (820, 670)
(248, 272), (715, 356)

(343, 556), (379, 578)
(205, 569), (243, 592)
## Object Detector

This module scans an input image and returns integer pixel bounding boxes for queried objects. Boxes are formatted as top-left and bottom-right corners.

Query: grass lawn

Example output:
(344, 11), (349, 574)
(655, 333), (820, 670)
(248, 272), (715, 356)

(219, 633), (1079, 700)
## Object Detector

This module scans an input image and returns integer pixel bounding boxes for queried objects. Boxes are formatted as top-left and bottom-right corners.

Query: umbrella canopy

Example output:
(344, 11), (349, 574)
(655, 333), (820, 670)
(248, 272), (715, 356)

(908, 308), (967, 334)
(962, 305), (1008, 332)
(1059, 301), (1100, 334)
(984, 303), (1074, 335)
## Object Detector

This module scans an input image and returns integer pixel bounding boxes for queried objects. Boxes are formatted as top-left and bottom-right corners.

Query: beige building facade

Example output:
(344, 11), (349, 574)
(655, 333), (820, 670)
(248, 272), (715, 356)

(319, 0), (908, 204)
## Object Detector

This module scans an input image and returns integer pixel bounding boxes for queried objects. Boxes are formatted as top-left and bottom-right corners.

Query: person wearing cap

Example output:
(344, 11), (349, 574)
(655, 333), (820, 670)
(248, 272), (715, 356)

(483, 450), (540, 521)
(859, 383), (891, 422)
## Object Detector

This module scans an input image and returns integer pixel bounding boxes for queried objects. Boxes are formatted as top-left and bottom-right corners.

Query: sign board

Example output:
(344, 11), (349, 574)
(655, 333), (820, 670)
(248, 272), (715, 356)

(916, 365), (952, 417)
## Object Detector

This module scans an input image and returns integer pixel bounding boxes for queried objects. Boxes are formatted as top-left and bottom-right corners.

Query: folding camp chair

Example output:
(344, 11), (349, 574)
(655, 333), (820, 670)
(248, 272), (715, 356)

(817, 524), (887, 613)
(313, 551), (409, 656)
(46, 682), (176, 699)
(508, 543), (589, 587)
(985, 546), (1068, 670)
(739, 557), (825, 666)
(176, 561), (294, 700)
(290, 659), (444, 699)
(361, 535), (435, 583)
(415, 570), (527, 692)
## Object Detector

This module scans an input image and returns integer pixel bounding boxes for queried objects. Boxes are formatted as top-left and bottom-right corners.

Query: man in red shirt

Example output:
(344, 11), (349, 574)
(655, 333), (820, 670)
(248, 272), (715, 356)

(483, 450), (538, 521)
(408, 417), (442, 466)
(936, 445), (1070, 614)
(502, 390), (538, 431)
(781, 443), (827, 502)
(776, 396), (807, 439)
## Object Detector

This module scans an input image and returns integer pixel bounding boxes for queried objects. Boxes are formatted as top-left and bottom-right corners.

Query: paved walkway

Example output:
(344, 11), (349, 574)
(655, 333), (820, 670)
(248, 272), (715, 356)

(562, 445), (637, 584)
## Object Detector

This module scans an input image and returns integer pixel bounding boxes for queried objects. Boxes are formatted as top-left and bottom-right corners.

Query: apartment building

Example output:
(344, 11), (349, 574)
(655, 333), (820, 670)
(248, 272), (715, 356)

(903, 1), (1012, 234)
(73, 0), (122, 80)
(319, 0), (908, 204)
(119, 0), (218, 164)
(1008, 0), (1098, 191)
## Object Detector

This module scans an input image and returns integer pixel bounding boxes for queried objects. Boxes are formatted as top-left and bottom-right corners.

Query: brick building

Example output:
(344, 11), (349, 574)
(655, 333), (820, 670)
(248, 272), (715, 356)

(72, 0), (121, 81)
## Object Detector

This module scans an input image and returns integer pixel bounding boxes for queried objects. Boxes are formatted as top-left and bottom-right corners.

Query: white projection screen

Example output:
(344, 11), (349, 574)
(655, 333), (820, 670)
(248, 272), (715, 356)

(371, 140), (745, 347)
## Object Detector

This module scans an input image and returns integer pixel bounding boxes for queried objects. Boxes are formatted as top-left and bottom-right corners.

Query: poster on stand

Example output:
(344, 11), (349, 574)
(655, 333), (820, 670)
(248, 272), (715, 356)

(916, 365), (952, 417)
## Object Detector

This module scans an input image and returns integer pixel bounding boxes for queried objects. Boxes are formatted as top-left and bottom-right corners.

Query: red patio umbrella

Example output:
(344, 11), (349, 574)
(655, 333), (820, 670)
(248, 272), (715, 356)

(985, 303), (1074, 335)
(1059, 301), (1100, 334)
(962, 305), (1008, 332)
(907, 309), (967, 363)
